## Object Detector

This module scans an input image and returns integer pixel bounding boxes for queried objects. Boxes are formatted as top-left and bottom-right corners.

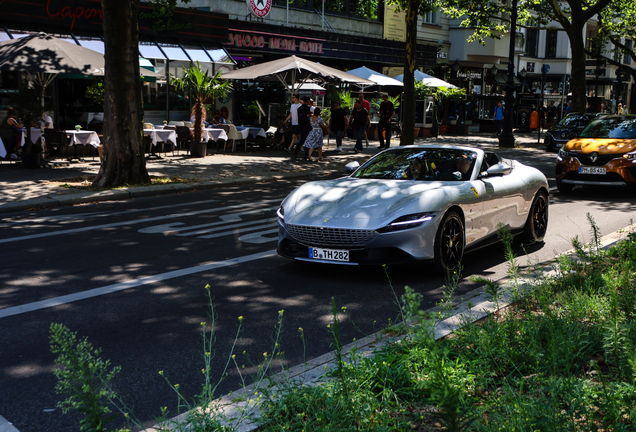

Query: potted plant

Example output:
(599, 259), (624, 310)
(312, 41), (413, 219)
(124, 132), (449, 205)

(432, 86), (467, 135)
(243, 101), (260, 125)
(172, 63), (231, 157)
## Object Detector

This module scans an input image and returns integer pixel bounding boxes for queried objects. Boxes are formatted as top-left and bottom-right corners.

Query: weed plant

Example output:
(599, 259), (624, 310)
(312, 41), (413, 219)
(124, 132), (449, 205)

(260, 227), (636, 431)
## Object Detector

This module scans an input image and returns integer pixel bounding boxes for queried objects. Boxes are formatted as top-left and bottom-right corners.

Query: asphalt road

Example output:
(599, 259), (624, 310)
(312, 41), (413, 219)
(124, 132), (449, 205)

(1, 152), (635, 432)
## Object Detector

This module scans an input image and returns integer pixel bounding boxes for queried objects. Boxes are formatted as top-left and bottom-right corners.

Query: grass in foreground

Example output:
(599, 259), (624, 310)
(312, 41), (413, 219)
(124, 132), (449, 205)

(258, 231), (636, 431)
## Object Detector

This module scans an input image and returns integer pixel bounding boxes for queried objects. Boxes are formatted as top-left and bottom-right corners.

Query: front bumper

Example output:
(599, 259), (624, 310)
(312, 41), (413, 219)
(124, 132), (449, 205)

(276, 218), (439, 265)
(555, 154), (636, 187)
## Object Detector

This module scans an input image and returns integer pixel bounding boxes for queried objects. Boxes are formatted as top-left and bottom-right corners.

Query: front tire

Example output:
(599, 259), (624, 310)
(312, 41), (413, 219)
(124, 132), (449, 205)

(523, 191), (548, 243)
(434, 211), (465, 275)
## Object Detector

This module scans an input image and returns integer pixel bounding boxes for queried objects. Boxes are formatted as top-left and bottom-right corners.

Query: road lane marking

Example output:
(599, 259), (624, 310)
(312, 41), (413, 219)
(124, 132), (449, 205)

(2, 198), (221, 225)
(0, 250), (278, 319)
(0, 200), (281, 244)
(197, 222), (277, 239)
(239, 228), (280, 244)
(178, 220), (275, 237)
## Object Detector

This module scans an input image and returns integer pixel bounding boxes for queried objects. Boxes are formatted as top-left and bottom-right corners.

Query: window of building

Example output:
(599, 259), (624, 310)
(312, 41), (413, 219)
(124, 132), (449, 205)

(422, 2), (438, 25)
(545, 29), (558, 58)
(525, 28), (538, 57)
(526, 62), (535, 73)
(625, 40), (633, 65)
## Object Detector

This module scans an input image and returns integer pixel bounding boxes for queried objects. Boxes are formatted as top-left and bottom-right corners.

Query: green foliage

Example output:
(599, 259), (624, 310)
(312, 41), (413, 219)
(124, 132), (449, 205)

(85, 78), (105, 105)
(335, 90), (352, 113)
(244, 101), (260, 118)
(50, 323), (121, 432)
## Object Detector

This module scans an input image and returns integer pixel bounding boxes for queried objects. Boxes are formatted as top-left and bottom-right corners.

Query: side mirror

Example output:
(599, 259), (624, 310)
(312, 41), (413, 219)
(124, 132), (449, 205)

(484, 163), (513, 177)
(345, 161), (360, 174)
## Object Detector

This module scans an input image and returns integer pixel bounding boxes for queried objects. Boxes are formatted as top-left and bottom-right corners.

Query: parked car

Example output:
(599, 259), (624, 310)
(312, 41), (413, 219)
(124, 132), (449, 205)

(556, 115), (636, 193)
(277, 145), (549, 273)
(544, 112), (605, 152)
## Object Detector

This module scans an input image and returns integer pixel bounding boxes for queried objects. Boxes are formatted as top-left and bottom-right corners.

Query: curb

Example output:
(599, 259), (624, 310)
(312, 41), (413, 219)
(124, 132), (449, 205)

(144, 226), (633, 432)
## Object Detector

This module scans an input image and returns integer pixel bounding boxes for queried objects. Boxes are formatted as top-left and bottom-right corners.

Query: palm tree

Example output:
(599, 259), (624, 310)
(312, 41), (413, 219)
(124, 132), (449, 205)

(172, 63), (232, 144)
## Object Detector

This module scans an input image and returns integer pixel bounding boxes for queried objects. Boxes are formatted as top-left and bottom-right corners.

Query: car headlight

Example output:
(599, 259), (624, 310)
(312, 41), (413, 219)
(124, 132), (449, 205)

(377, 212), (436, 233)
(558, 147), (568, 158)
(277, 206), (284, 221)
(623, 151), (636, 160)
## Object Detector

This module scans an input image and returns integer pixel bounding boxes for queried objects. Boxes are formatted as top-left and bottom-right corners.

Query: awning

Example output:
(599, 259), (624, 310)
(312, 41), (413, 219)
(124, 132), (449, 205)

(138, 42), (233, 63)
(495, 73), (521, 85)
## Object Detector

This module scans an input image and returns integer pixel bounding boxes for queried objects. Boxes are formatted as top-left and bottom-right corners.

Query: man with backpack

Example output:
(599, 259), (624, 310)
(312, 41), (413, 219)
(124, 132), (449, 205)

(492, 101), (505, 136)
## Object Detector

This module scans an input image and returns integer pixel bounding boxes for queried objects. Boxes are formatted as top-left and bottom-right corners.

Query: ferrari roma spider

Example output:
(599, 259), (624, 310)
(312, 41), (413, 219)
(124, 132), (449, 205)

(277, 145), (549, 273)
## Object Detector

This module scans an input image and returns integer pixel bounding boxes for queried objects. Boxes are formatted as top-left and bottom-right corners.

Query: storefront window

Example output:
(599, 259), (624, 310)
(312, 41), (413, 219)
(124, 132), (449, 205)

(625, 40), (633, 65)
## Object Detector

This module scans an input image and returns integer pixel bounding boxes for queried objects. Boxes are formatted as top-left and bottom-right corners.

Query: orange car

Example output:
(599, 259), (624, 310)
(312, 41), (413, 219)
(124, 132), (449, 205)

(555, 115), (636, 193)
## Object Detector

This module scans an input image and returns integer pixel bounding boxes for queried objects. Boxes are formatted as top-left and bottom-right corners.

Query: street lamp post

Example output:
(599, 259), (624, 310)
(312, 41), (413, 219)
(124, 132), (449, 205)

(615, 68), (629, 113)
(498, 0), (518, 148)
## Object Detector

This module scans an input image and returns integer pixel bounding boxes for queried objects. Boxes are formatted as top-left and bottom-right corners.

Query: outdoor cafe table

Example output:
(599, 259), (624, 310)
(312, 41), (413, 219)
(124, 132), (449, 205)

(65, 130), (101, 161)
(0, 136), (6, 158)
(236, 126), (266, 139)
(143, 129), (177, 147)
(20, 128), (43, 147)
(200, 128), (228, 142)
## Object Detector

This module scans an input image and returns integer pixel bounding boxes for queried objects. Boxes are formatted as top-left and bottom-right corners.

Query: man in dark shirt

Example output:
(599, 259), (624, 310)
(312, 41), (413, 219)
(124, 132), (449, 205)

(293, 96), (312, 159)
(377, 93), (395, 149)
(328, 101), (348, 152)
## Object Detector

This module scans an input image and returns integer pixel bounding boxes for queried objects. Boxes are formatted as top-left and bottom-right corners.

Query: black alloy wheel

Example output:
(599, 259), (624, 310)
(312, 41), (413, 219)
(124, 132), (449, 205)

(523, 191), (549, 243)
(434, 211), (465, 275)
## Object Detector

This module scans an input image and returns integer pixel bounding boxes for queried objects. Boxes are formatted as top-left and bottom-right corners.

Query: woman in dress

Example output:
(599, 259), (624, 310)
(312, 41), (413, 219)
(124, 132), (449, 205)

(303, 107), (325, 162)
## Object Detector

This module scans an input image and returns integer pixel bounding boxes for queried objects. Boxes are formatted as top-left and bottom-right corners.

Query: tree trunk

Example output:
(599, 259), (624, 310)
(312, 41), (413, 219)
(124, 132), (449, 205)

(94, 0), (150, 187)
(567, 24), (588, 113)
(400, 0), (418, 146)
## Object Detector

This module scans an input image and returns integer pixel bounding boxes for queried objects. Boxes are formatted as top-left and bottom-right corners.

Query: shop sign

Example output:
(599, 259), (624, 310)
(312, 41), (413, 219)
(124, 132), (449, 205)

(227, 33), (324, 54)
(456, 70), (481, 79)
(247, 0), (272, 18)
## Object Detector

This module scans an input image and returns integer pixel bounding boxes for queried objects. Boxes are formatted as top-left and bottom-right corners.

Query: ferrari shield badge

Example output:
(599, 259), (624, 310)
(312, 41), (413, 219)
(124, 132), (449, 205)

(471, 187), (480, 198)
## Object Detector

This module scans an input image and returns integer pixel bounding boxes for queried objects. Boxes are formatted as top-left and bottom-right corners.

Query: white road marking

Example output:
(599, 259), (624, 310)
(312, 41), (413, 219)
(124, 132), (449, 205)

(239, 228), (280, 244)
(0, 416), (20, 432)
(0, 200), (281, 244)
(0, 250), (278, 319)
(179, 220), (275, 237)
(2, 198), (221, 224)
(198, 222), (277, 239)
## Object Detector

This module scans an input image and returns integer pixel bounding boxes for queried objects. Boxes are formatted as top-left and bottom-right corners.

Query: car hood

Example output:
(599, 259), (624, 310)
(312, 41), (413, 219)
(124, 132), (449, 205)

(286, 177), (456, 227)
(565, 138), (636, 154)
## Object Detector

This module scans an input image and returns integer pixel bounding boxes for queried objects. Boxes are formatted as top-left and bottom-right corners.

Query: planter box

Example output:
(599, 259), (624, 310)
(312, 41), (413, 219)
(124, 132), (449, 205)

(189, 141), (207, 158)
(420, 128), (431, 138)
(439, 125), (450, 135)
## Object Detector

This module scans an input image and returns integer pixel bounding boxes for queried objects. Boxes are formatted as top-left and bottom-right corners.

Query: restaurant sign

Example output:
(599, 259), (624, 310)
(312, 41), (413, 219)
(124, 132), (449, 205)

(227, 32), (325, 54)
(457, 70), (482, 79)
(0, 0), (228, 44)
(247, 0), (272, 18)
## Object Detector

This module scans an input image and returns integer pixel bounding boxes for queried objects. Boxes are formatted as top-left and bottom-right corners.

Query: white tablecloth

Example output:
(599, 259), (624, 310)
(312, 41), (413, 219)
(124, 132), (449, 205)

(202, 128), (228, 142)
(144, 129), (177, 147)
(0, 137), (6, 158)
(236, 126), (266, 139)
(20, 128), (43, 147)
(65, 130), (101, 148)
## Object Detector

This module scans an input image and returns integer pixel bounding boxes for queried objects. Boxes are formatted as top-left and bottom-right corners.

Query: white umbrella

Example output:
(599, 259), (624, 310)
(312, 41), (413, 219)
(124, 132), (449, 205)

(347, 66), (403, 88)
(222, 55), (373, 91)
(392, 70), (457, 88)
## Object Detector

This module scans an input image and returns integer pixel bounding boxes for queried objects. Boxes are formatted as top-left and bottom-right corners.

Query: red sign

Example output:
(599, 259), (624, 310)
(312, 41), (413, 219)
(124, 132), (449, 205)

(227, 32), (324, 54)
(247, 0), (272, 18)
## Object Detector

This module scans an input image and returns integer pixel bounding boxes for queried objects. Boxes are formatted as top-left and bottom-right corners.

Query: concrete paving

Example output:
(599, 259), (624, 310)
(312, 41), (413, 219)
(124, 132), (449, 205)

(0, 131), (547, 214)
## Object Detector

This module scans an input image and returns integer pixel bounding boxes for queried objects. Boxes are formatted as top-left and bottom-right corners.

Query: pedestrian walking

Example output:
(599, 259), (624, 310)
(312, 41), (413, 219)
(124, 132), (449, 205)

(492, 101), (504, 136)
(350, 100), (369, 153)
(293, 96), (312, 159)
(328, 101), (348, 152)
(358, 92), (371, 147)
(304, 107), (326, 162)
(377, 93), (395, 149)
(284, 93), (302, 152)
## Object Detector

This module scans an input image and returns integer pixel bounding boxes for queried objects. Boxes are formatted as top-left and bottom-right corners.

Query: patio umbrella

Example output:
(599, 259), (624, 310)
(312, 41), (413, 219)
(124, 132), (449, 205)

(392, 70), (457, 88)
(221, 55), (373, 91)
(0, 32), (106, 75)
(347, 66), (403, 88)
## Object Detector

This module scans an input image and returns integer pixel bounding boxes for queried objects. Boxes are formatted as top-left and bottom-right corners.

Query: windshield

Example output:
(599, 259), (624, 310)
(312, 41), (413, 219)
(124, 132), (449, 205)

(580, 117), (636, 139)
(351, 148), (478, 181)
(558, 115), (588, 127)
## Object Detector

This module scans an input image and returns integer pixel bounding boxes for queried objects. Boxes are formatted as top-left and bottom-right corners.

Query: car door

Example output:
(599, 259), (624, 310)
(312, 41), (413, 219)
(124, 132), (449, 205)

(475, 163), (528, 237)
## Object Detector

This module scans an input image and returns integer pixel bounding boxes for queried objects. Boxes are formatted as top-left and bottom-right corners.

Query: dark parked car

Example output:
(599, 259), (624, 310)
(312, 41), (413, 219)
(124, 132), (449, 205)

(544, 113), (605, 152)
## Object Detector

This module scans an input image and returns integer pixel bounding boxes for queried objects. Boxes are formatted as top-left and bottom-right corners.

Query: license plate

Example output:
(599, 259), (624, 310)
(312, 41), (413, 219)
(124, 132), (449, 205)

(579, 166), (606, 175)
(308, 247), (349, 262)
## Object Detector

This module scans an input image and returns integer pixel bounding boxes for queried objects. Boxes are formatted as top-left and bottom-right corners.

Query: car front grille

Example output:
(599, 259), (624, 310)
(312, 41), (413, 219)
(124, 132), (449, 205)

(565, 151), (622, 166)
(285, 224), (378, 247)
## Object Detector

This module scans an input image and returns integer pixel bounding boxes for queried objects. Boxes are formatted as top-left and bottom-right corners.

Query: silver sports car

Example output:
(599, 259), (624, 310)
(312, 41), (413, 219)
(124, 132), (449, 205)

(277, 145), (549, 273)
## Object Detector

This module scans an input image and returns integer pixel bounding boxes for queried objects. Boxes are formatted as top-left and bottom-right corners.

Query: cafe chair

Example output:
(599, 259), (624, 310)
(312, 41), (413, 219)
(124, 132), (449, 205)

(144, 123), (153, 130)
(44, 129), (69, 159)
(175, 126), (192, 155)
(226, 124), (248, 153)
(168, 121), (185, 126)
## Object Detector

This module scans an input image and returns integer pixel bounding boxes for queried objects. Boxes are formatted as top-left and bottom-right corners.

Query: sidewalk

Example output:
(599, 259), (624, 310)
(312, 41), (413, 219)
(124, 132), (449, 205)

(0, 131), (546, 214)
